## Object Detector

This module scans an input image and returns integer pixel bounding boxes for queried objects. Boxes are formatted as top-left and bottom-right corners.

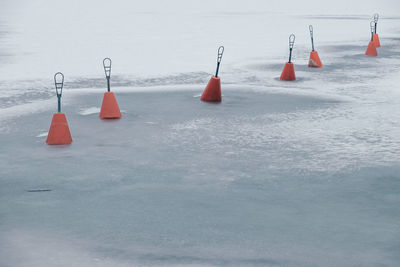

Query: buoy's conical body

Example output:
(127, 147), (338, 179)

(280, 62), (296, 81)
(308, 51), (323, 68)
(201, 76), (221, 102)
(46, 113), (72, 145)
(373, 33), (381, 48)
(365, 41), (378, 57)
(100, 92), (122, 119)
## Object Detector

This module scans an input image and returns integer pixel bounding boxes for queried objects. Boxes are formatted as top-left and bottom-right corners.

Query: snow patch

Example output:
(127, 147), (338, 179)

(36, 132), (48, 138)
(79, 107), (100, 116)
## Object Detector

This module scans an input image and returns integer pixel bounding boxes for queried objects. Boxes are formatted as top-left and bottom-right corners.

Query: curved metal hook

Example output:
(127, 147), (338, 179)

(289, 34), (295, 49)
(217, 46), (224, 63)
(309, 25), (315, 51)
(374, 13), (379, 23)
(54, 72), (64, 112)
(309, 25), (314, 37)
(103, 57), (112, 78)
(370, 21), (375, 33)
(370, 21), (375, 41)
(54, 72), (64, 97)
(215, 46), (224, 77)
(288, 34), (296, 63)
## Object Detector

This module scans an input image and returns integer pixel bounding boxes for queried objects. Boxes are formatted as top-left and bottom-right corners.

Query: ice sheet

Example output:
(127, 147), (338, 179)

(1, 1), (400, 266)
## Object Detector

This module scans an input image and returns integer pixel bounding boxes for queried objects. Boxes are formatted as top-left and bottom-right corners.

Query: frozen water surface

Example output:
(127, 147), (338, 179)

(1, 0), (400, 266)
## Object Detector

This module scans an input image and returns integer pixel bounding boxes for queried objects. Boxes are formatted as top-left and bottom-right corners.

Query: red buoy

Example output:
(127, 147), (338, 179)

(308, 25), (323, 68)
(366, 21), (378, 57)
(309, 51), (323, 68)
(201, 46), (224, 102)
(365, 41), (378, 57)
(46, 72), (72, 145)
(46, 113), (72, 145)
(280, 62), (296, 81)
(100, 91), (122, 119)
(280, 34), (296, 81)
(373, 34), (381, 48)
(99, 58), (121, 119)
(201, 76), (221, 102)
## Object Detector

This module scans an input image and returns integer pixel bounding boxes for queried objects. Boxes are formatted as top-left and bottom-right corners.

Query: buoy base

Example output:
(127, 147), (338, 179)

(100, 92), (122, 119)
(365, 41), (378, 57)
(373, 33), (381, 48)
(201, 76), (221, 102)
(280, 62), (296, 81)
(308, 51), (323, 68)
(46, 113), (73, 145)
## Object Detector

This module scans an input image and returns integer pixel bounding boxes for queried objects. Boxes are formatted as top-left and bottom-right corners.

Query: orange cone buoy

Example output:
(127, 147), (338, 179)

(308, 25), (323, 68)
(46, 72), (73, 145)
(46, 113), (72, 145)
(365, 41), (378, 57)
(309, 51), (323, 68)
(280, 34), (296, 81)
(280, 62), (296, 81)
(373, 34), (381, 48)
(372, 14), (380, 47)
(201, 46), (224, 102)
(100, 92), (122, 118)
(201, 76), (221, 102)
(365, 21), (378, 57)
(100, 58), (122, 119)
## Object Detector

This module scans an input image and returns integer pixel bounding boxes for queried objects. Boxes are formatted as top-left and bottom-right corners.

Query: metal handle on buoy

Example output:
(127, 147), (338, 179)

(54, 72), (64, 113)
(374, 13), (379, 34)
(103, 58), (112, 92)
(309, 25), (315, 51)
(288, 34), (295, 63)
(370, 21), (375, 41)
(215, 46), (224, 78)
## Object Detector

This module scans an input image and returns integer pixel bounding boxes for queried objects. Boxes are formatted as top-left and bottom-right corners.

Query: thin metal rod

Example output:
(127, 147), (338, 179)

(370, 21), (375, 41)
(288, 34), (295, 63)
(215, 46), (224, 77)
(103, 58), (112, 92)
(374, 13), (379, 34)
(215, 62), (221, 77)
(309, 25), (315, 51)
(57, 96), (61, 113)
